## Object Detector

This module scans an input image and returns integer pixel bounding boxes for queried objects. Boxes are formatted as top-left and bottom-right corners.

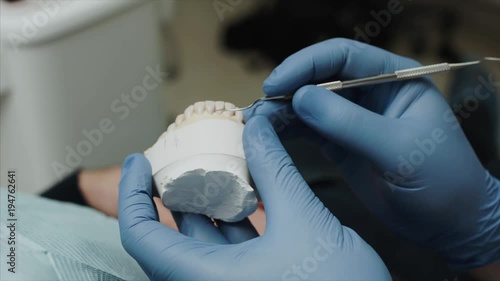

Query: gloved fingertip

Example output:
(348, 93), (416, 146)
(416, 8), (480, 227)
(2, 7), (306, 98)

(292, 85), (324, 117)
(263, 68), (278, 84)
(119, 153), (153, 195)
(263, 68), (283, 95)
(123, 153), (149, 167)
(262, 82), (276, 95)
(122, 154), (135, 170)
(267, 68), (278, 80)
(121, 153), (142, 178)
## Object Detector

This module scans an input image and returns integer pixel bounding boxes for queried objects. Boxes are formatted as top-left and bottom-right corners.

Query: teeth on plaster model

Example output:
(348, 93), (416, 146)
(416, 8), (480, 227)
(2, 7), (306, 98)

(175, 114), (185, 125)
(205, 100), (215, 113)
(215, 101), (225, 115)
(194, 101), (205, 114)
(166, 123), (176, 133)
(144, 101), (257, 222)
(184, 105), (194, 118)
(234, 110), (243, 122)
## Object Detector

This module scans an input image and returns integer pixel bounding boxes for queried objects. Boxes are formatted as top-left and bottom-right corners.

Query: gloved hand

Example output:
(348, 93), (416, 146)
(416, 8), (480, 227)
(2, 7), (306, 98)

(118, 116), (391, 281)
(245, 38), (500, 270)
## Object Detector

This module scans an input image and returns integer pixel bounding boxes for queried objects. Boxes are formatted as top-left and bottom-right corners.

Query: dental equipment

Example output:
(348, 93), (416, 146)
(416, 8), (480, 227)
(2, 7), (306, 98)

(224, 57), (500, 112)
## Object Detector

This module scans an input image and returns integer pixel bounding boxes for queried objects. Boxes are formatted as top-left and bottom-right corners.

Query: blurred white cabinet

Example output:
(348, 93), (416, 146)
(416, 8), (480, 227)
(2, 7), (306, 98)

(0, 0), (170, 193)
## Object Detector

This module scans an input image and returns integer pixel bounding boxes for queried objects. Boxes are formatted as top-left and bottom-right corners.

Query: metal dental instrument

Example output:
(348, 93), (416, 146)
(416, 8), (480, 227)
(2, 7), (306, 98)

(223, 57), (499, 112)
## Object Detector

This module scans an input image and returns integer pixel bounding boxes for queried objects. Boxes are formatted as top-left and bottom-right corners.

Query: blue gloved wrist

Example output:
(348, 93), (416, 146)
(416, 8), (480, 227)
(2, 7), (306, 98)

(444, 172), (500, 270)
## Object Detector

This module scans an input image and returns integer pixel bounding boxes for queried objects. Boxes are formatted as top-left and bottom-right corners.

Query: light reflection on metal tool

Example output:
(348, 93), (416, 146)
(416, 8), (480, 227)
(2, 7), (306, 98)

(222, 57), (500, 112)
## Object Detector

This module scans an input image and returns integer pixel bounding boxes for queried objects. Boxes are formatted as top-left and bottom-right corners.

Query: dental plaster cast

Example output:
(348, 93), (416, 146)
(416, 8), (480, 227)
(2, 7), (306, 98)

(144, 101), (258, 222)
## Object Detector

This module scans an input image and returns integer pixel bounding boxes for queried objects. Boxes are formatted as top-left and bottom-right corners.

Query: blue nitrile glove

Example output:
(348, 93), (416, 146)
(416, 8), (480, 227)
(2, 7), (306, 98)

(118, 116), (391, 281)
(245, 38), (500, 270)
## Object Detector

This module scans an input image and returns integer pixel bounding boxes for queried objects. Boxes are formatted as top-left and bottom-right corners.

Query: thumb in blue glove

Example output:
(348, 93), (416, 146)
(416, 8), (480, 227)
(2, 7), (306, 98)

(118, 116), (391, 281)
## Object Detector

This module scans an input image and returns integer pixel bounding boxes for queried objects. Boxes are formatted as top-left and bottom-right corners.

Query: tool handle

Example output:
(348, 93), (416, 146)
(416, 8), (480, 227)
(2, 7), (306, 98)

(317, 81), (343, 91)
(395, 63), (450, 79)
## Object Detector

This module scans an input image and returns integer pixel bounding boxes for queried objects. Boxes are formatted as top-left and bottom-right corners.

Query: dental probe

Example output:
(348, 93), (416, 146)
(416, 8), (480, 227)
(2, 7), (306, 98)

(222, 57), (500, 112)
